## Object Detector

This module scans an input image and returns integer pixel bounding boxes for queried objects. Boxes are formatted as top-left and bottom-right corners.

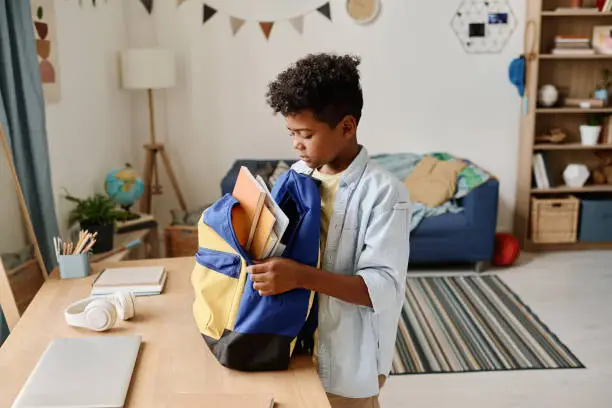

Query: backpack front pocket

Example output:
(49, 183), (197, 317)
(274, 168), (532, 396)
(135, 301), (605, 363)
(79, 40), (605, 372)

(192, 247), (243, 340)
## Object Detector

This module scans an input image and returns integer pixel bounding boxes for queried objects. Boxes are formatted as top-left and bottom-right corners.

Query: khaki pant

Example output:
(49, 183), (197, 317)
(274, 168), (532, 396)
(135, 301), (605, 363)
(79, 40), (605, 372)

(326, 375), (387, 408)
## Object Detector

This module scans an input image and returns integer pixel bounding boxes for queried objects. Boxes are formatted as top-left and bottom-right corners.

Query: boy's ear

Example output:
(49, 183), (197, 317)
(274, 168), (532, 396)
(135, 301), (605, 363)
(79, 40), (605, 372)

(341, 115), (357, 139)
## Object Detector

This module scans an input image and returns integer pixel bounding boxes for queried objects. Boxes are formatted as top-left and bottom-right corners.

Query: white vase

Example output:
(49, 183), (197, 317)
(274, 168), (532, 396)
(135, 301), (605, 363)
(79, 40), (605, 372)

(563, 164), (590, 187)
(538, 85), (559, 107)
(580, 125), (601, 145)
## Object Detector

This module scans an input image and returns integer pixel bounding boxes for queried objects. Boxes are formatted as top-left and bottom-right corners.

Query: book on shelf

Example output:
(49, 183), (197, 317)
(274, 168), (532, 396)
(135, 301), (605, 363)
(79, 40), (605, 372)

(532, 153), (552, 189)
(552, 48), (595, 55)
(606, 116), (612, 144)
(555, 7), (601, 12)
(564, 98), (605, 108)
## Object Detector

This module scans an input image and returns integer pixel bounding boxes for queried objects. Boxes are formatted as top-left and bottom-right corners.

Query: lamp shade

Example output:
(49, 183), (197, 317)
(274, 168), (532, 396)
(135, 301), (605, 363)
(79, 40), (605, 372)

(120, 49), (175, 90)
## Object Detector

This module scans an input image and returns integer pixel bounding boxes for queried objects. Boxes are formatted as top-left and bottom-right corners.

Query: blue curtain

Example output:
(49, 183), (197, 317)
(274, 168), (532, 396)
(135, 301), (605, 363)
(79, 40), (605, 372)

(0, 0), (60, 344)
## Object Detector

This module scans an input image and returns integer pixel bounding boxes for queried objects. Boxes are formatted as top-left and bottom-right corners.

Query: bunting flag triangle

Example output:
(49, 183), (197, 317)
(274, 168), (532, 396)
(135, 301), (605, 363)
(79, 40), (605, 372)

(289, 16), (304, 34)
(230, 17), (246, 35)
(259, 22), (274, 39)
(317, 2), (332, 20)
(203, 4), (217, 24)
(176, 0), (188, 7)
(140, 0), (153, 14)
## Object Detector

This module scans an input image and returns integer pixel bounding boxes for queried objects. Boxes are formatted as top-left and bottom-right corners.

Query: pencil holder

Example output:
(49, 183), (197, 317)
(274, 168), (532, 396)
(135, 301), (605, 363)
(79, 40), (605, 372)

(58, 253), (91, 279)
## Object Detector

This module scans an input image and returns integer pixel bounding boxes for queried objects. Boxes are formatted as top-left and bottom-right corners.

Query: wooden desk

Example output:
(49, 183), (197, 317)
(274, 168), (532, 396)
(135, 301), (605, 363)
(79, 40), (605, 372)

(0, 257), (330, 408)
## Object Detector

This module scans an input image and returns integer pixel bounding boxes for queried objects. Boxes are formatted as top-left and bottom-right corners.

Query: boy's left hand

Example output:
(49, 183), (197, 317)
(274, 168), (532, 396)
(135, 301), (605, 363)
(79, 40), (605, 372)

(248, 258), (303, 296)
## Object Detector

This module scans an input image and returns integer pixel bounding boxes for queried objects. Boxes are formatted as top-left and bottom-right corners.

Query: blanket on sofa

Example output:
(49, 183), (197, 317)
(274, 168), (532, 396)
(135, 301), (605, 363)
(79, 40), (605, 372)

(371, 153), (491, 230)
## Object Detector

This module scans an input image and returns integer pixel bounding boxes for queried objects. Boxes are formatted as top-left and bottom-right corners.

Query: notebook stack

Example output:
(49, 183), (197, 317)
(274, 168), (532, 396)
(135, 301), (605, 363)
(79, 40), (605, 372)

(232, 166), (289, 260)
(552, 35), (594, 55)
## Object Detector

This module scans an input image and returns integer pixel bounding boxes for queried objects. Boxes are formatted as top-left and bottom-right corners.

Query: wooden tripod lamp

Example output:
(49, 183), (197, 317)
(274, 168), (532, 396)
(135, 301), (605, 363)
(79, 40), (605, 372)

(120, 48), (187, 214)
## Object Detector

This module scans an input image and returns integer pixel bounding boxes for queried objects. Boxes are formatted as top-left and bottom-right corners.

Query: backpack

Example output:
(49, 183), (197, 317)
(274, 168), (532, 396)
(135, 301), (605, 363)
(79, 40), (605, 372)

(190, 169), (321, 371)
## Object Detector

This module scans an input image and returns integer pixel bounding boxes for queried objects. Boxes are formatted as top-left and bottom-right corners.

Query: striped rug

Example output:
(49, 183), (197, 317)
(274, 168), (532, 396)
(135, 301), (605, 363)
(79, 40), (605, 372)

(391, 275), (584, 375)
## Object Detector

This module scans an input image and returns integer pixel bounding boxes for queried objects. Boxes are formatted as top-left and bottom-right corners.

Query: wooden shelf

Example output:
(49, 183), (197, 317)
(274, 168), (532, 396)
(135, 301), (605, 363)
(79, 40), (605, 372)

(540, 54), (612, 59)
(531, 185), (612, 194)
(514, 3), (612, 252)
(536, 107), (612, 114)
(526, 240), (612, 252)
(542, 11), (612, 17)
(534, 143), (612, 150)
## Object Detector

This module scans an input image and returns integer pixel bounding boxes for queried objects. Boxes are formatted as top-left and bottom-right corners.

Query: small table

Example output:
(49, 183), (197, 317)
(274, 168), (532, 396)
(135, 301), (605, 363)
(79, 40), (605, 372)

(0, 257), (330, 408)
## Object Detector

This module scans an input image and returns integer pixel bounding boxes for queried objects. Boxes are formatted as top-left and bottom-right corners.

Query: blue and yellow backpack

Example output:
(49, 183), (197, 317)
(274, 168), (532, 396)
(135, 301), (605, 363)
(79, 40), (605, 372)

(191, 169), (321, 371)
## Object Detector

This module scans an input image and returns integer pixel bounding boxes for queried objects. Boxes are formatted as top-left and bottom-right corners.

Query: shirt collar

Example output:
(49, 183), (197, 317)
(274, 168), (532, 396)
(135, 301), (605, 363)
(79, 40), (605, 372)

(293, 145), (369, 189)
(339, 145), (369, 189)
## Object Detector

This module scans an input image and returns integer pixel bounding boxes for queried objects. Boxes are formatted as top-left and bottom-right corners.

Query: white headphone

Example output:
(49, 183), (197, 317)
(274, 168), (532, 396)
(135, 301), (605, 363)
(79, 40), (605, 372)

(64, 292), (136, 332)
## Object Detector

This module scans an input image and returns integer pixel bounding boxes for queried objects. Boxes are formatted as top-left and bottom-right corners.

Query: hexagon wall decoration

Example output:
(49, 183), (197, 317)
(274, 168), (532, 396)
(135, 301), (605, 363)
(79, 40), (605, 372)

(451, 0), (517, 54)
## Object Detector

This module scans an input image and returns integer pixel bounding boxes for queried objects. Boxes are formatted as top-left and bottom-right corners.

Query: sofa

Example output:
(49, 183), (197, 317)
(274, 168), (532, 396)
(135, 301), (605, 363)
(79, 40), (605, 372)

(220, 158), (499, 272)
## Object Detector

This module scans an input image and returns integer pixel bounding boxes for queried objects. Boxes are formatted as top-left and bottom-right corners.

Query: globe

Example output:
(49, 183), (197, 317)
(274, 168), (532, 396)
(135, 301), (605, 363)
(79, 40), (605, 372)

(105, 164), (145, 213)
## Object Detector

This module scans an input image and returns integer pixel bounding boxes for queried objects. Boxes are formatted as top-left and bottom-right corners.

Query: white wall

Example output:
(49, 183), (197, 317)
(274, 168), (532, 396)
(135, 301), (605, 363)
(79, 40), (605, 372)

(127, 0), (524, 231)
(45, 0), (133, 236)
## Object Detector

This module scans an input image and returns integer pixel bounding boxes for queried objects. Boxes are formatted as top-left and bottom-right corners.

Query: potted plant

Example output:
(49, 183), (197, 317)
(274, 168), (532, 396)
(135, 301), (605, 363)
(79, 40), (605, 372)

(580, 114), (604, 146)
(65, 193), (130, 253)
(594, 68), (611, 106)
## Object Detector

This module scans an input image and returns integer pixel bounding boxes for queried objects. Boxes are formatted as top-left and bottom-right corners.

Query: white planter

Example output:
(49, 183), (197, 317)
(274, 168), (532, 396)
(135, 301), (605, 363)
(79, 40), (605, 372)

(579, 125), (601, 146)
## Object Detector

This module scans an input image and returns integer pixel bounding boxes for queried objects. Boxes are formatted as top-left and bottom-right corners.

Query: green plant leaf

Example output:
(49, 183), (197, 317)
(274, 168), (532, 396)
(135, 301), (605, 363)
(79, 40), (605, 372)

(37, 6), (43, 20)
(65, 193), (127, 226)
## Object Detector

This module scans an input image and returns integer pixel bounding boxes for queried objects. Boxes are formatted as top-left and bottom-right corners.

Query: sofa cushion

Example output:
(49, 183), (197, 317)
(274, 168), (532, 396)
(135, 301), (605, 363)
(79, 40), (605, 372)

(403, 155), (466, 208)
(412, 211), (469, 236)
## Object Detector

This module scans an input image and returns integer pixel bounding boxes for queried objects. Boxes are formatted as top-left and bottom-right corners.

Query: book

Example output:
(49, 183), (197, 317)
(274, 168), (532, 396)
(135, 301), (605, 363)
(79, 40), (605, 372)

(262, 231), (279, 259)
(231, 205), (251, 248)
(564, 98), (605, 108)
(532, 153), (550, 189)
(555, 7), (600, 12)
(91, 265), (167, 296)
(250, 205), (276, 260)
(167, 393), (274, 408)
(232, 167), (267, 250)
(255, 175), (289, 258)
(606, 116), (612, 144)
(552, 48), (595, 55)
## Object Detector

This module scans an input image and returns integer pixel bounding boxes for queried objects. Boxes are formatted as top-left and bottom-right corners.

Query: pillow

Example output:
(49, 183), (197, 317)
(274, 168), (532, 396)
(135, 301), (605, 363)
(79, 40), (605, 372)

(269, 161), (290, 188)
(403, 156), (466, 208)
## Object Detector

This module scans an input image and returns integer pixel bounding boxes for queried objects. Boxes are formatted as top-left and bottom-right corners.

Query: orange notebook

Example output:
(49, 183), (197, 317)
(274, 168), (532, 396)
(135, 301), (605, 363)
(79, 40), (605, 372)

(250, 206), (276, 260)
(231, 205), (250, 248)
(232, 167), (266, 249)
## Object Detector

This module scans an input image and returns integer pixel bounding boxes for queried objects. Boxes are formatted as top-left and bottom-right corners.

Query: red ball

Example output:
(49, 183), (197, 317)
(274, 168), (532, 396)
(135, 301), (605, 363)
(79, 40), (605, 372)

(493, 233), (520, 267)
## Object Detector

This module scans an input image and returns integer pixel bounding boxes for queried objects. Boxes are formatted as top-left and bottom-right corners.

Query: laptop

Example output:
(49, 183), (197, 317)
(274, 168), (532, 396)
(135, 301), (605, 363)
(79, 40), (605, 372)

(12, 335), (141, 408)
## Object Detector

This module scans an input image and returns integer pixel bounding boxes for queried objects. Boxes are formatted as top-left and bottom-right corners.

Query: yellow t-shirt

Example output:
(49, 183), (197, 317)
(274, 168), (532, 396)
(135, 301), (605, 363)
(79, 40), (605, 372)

(312, 168), (343, 256)
(311, 168), (343, 368)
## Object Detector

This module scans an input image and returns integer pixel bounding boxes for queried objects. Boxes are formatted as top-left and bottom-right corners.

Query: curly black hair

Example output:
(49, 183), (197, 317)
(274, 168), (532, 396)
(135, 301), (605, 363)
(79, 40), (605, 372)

(266, 53), (363, 128)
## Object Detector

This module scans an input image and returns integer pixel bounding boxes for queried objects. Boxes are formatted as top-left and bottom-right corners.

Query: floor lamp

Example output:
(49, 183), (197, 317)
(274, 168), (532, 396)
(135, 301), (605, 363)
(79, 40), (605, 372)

(120, 48), (187, 214)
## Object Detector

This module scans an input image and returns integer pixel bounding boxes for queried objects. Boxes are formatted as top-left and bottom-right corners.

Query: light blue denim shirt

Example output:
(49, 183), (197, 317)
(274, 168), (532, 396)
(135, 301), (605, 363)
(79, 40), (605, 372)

(292, 146), (411, 398)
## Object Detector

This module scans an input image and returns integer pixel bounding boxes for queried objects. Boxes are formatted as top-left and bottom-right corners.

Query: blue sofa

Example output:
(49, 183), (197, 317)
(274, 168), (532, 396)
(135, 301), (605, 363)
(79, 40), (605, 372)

(221, 159), (499, 272)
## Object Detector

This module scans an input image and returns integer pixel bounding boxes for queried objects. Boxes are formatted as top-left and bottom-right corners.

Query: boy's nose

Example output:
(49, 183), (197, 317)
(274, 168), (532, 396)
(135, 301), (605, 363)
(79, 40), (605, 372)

(293, 139), (305, 151)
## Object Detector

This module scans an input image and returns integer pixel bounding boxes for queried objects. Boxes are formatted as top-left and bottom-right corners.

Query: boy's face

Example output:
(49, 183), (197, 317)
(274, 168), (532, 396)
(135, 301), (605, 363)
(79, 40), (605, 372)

(286, 110), (355, 170)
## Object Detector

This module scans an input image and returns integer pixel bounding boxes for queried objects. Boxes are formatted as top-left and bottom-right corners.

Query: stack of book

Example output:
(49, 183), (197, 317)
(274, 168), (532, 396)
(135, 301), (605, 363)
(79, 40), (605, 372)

(552, 35), (594, 55)
(232, 166), (289, 260)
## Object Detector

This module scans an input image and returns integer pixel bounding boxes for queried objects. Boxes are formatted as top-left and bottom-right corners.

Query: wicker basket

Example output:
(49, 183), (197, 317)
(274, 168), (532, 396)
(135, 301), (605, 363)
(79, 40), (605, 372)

(164, 225), (198, 258)
(531, 196), (580, 244)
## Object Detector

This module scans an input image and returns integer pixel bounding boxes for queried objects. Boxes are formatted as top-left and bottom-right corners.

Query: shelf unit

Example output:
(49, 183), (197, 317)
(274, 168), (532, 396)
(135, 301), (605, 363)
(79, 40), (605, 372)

(514, 1), (612, 251)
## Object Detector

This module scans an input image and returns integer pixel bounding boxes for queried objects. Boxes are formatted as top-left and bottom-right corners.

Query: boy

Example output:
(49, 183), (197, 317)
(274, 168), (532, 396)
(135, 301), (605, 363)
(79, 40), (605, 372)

(248, 53), (411, 407)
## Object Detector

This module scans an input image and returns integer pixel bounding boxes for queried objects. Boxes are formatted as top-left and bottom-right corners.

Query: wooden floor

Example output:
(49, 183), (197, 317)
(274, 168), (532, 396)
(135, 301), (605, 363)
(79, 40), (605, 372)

(382, 250), (612, 408)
